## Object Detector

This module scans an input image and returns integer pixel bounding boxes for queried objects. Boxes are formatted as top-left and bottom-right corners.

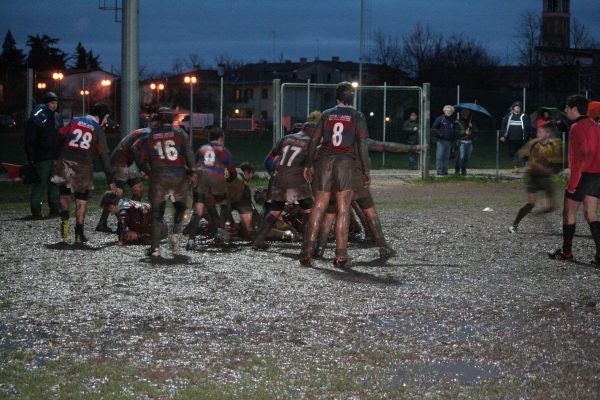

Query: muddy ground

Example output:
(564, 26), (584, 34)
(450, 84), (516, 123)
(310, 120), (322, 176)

(1, 177), (599, 399)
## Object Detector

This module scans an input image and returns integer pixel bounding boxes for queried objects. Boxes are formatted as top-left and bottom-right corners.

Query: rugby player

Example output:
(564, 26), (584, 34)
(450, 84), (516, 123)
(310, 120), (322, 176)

(52, 103), (115, 244)
(301, 82), (370, 268)
(132, 114), (196, 257)
(549, 95), (600, 265)
(186, 127), (237, 249)
(509, 122), (562, 233)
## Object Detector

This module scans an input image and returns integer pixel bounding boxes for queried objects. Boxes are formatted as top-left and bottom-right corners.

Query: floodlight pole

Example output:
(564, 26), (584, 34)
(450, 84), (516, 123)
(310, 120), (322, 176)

(421, 83), (431, 179)
(121, 0), (139, 138)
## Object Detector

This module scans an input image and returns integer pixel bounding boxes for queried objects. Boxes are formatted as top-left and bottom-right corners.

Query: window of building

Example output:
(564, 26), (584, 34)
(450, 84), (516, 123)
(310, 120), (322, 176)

(244, 88), (253, 100)
(261, 110), (268, 120)
(547, 0), (557, 12)
(563, 0), (569, 13)
(234, 89), (241, 101)
(261, 88), (268, 99)
(326, 73), (331, 83)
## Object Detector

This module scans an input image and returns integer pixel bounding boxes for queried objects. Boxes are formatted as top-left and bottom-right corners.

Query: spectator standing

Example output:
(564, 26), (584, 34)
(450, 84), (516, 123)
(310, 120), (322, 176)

(402, 111), (420, 170)
(432, 105), (459, 175)
(548, 95), (600, 265)
(500, 101), (532, 174)
(454, 109), (475, 176)
(24, 92), (61, 219)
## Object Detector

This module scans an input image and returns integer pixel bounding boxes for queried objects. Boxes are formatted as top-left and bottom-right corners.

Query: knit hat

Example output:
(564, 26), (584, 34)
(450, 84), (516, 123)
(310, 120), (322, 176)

(511, 101), (522, 110)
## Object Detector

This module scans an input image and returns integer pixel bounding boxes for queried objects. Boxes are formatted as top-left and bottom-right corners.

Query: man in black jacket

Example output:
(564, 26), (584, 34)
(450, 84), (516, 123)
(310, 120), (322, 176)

(24, 92), (61, 219)
(500, 101), (532, 174)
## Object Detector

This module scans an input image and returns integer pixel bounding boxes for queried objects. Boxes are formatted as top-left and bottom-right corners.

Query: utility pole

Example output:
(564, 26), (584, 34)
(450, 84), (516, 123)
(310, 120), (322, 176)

(121, 0), (139, 138)
(358, 0), (365, 111)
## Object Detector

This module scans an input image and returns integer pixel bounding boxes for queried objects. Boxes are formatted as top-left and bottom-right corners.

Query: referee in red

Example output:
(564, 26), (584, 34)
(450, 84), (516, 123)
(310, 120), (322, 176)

(549, 95), (600, 265)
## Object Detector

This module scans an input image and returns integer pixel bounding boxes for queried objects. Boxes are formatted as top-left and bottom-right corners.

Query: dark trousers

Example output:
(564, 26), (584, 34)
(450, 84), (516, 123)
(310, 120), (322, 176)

(30, 160), (59, 216)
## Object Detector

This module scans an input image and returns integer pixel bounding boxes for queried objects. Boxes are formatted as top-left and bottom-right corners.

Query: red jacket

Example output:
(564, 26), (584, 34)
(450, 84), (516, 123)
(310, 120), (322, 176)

(567, 117), (600, 192)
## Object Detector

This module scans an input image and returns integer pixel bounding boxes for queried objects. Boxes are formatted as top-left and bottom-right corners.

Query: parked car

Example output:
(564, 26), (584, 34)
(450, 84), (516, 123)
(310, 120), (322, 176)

(178, 113), (215, 133)
(0, 114), (16, 129)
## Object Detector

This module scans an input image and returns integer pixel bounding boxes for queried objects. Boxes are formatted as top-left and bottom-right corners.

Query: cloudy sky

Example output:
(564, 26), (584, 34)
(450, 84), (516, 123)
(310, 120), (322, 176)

(1, 0), (599, 74)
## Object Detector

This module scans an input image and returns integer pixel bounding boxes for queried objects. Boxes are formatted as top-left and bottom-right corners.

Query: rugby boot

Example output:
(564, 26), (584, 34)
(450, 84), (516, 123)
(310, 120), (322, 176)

(379, 246), (396, 260)
(169, 234), (181, 254)
(333, 256), (352, 270)
(313, 246), (324, 259)
(60, 219), (70, 242)
(95, 223), (114, 233)
(74, 232), (89, 245)
(592, 254), (600, 267)
(146, 247), (160, 257)
(299, 253), (313, 268)
(547, 248), (573, 262)
(185, 239), (195, 251)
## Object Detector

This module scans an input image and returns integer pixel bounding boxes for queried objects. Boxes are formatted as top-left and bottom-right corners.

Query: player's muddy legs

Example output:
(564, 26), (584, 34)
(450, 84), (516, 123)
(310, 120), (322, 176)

(301, 190), (331, 262)
(151, 201), (166, 253)
(334, 190), (353, 262)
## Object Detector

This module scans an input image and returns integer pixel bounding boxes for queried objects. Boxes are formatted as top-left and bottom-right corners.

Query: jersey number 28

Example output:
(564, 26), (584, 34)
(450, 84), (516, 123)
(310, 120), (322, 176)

(68, 128), (92, 150)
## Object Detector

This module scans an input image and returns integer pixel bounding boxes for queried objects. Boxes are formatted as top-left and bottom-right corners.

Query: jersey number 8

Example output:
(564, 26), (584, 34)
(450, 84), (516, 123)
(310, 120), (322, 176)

(332, 122), (344, 147)
(154, 140), (178, 161)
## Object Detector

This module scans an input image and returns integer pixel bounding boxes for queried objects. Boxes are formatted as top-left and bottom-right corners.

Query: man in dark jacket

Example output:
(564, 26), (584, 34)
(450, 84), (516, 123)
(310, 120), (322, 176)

(500, 101), (532, 174)
(432, 105), (459, 175)
(24, 92), (61, 219)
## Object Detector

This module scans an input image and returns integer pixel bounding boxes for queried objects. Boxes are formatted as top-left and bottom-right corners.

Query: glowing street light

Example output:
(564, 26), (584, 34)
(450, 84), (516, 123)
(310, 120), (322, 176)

(52, 72), (64, 107)
(37, 82), (46, 89)
(184, 76), (197, 146)
(80, 89), (90, 115)
(351, 81), (359, 88)
(385, 116), (391, 122)
(234, 108), (240, 115)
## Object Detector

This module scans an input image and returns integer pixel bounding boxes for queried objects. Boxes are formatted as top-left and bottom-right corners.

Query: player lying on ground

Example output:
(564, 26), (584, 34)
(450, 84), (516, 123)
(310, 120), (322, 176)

(99, 191), (167, 245)
(96, 126), (151, 232)
(509, 121), (562, 233)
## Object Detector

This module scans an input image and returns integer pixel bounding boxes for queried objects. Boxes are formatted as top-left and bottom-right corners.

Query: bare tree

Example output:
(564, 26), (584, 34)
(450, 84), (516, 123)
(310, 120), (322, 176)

(571, 18), (596, 49)
(516, 11), (541, 66)
(213, 54), (244, 74)
(400, 22), (443, 82)
(369, 28), (402, 68)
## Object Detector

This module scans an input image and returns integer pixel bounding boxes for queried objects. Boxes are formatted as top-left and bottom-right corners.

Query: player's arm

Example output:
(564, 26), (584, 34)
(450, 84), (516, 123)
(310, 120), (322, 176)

(303, 117), (324, 182)
(132, 139), (150, 176)
(116, 209), (127, 245)
(356, 112), (371, 186)
(226, 151), (237, 182)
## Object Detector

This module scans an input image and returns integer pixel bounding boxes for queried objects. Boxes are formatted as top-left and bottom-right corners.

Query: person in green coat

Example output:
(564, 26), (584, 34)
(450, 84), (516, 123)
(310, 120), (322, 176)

(401, 111), (420, 169)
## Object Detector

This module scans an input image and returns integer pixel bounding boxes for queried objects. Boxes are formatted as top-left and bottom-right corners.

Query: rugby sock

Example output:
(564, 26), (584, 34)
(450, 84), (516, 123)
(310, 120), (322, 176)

(151, 220), (164, 251)
(75, 223), (84, 237)
(96, 208), (109, 227)
(187, 213), (201, 240)
(365, 213), (387, 248)
(562, 224), (576, 255)
(513, 203), (535, 226)
(588, 221), (600, 255)
(254, 214), (277, 246)
(60, 210), (69, 221)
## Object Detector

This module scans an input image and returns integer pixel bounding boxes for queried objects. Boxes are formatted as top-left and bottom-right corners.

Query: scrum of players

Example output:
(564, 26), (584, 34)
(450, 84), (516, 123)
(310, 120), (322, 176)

(55, 82), (422, 268)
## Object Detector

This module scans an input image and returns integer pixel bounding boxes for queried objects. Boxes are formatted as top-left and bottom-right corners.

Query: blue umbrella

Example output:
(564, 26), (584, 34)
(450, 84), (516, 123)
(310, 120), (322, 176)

(454, 103), (492, 118)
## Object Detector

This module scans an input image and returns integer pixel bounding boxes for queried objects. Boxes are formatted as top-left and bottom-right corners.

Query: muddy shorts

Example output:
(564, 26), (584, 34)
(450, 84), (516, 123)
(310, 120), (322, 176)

(149, 173), (189, 206)
(312, 155), (356, 192)
(231, 185), (253, 214)
(52, 159), (94, 194)
(113, 164), (141, 188)
(565, 172), (600, 202)
(269, 181), (312, 203)
(195, 170), (227, 198)
(525, 171), (554, 198)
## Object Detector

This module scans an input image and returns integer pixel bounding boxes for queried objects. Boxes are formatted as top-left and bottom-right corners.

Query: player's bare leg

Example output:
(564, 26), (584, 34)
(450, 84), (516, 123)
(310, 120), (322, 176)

(314, 211), (335, 258)
(148, 201), (166, 257)
(300, 190), (331, 266)
(170, 201), (186, 254)
(186, 201), (205, 250)
(215, 199), (232, 243)
(362, 206), (396, 259)
(238, 212), (255, 240)
(333, 189), (353, 268)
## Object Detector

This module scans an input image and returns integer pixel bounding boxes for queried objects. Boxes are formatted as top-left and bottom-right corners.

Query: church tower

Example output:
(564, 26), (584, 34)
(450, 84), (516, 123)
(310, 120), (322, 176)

(541, 0), (570, 48)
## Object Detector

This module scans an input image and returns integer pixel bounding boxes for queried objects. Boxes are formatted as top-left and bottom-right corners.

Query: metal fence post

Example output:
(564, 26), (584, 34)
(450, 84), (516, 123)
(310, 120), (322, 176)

(421, 83), (431, 179)
(496, 129), (500, 179)
(382, 82), (387, 168)
(306, 79), (310, 118)
(26, 68), (33, 118)
(273, 79), (281, 146)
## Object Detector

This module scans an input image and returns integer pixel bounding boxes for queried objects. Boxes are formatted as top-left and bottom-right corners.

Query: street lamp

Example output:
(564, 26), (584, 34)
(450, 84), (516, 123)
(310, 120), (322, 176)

(184, 75), (197, 146)
(52, 72), (64, 108)
(149, 82), (164, 105)
(217, 64), (225, 128)
(37, 82), (46, 89)
(101, 79), (112, 117)
(80, 89), (90, 115)
(351, 81), (358, 108)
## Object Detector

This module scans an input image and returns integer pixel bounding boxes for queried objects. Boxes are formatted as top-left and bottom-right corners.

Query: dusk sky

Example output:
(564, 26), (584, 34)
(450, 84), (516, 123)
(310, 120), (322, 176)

(1, 0), (599, 74)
